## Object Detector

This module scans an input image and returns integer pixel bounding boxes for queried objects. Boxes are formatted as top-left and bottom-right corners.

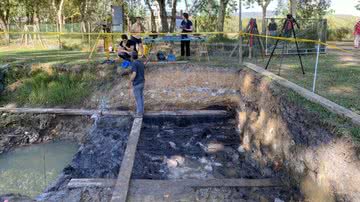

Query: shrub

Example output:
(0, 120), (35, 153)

(14, 70), (94, 106)
(328, 27), (352, 41)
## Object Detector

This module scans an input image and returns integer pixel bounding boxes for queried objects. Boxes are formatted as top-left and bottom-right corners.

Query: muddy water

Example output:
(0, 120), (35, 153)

(132, 115), (272, 180)
(0, 140), (78, 197)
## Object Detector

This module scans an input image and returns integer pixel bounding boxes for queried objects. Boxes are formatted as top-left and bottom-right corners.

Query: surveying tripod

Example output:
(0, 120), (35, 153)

(246, 18), (265, 60)
(265, 14), (305, 75)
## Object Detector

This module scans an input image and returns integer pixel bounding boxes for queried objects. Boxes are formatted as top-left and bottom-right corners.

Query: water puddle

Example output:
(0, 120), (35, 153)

(0, 140), (78, 197)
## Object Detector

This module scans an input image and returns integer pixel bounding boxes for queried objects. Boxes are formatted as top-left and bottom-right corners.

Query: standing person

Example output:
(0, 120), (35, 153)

(129, 51), (145, 117)
(180, 13), (193, 58)
(268, 18), (278, 36)
(131, 17), (145, 56)
(354, 19), (360, 48)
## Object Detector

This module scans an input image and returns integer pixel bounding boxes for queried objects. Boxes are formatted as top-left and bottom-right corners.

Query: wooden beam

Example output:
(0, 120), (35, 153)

(111, 117), (143, 202)
(244, 62), (360, 126)
(0, 107), (230, 117)
(68, 178), (283, 189)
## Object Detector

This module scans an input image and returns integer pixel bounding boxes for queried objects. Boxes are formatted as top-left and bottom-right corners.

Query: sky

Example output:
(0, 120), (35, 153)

(178, 0), (360, 16)
(249, 0), (360, 16)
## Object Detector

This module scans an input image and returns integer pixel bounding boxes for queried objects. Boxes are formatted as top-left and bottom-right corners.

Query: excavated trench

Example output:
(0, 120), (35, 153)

(133, 115), (270, 180)
(0, 64), (359, 201)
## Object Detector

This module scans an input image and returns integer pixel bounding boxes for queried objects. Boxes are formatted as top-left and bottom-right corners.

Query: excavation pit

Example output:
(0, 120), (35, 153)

(1, 63), (359, 201)
(132, 115), (276, 180)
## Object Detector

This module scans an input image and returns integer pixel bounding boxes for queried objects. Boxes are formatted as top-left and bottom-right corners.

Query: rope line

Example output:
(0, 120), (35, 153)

(0, 31), (352, 54)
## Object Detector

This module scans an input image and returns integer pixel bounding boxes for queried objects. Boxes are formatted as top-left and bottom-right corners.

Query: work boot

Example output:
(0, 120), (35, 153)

(134, 113), (143, 118)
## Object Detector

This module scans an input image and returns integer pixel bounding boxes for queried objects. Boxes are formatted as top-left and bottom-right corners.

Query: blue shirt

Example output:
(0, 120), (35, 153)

(181, 20), (193, 39)
(131, 60), (145, 86)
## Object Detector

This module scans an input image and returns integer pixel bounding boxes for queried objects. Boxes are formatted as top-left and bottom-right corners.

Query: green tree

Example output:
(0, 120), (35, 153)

(192, 0), (237, 32)
(244, 0), (273, 34)
(156, 0), (169, 32)
(297, 0), (331, 19)
(0, 0), (17, 42)
(356, 0), (360, 10)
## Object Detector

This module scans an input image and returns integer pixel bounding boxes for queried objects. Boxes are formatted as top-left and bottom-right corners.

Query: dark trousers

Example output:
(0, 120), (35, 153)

(181, 40), (190, 56)
(119, 53), (131, 61)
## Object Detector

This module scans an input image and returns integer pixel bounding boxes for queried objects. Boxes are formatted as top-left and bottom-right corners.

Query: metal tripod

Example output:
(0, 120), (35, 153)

(246, 21), (265, 61)
(265, 17), (305, 75)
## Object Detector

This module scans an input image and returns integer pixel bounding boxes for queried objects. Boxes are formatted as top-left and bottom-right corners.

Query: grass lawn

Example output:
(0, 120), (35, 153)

(250, 52), (360, 114)
(0, 48), (104, 66)
(0, 48), (111, 107)
(1, 45), (359, 113)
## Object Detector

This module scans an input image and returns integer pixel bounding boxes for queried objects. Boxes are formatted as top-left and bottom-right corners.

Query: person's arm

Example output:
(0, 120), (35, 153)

(185, 21), (193, 32)
(130, 64), (137, 83)
(118, 46), (131, 54)
(130, 71), (136, 82)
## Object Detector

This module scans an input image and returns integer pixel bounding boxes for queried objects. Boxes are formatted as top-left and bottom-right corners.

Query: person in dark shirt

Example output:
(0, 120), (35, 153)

(118, 34), (137, 61)
(180, 13), (193, 57)
(268, 18), (278, 36)
(129, 51), (145, 117)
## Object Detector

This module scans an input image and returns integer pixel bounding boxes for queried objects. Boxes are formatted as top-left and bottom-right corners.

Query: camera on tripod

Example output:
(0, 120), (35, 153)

(265, 14), (305, 75)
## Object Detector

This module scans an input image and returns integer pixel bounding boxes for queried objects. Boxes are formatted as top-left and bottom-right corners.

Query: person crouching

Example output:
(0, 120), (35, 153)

(118, 34), (137, 61)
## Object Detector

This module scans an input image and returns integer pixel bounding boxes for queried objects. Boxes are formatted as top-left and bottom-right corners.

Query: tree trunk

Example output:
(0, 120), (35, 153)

(217, 0), (229, 32)
(170, 0), (177, 32)
(290, 0), (297, 16)
(145, 0), (157, 32)
(184, 0), (189, 13)
(0, 10), (10, 44)
(156, 0), (169, 32)
(56, 0), (65, 32)
(261, 6), (267, 34)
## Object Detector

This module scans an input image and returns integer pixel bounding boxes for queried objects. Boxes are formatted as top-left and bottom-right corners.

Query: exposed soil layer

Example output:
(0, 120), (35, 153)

(88, 64), (242, 111)
(236, 68), (360, 201)
(0, 113), (91, 154)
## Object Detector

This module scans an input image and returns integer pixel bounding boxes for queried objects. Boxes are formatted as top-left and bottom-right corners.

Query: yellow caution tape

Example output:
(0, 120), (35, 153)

(0, 31), (352, 54)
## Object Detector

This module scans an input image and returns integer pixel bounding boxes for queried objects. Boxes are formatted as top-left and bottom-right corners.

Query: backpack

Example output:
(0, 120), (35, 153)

(167, 53), (176, 61)
(157, 51), (166, 61)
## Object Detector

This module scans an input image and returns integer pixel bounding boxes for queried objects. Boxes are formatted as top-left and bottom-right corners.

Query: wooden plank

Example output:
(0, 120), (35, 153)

(111, 117), (143, 202)
(68, 178), (282, 189)
(0, 107), (130, 116)
(244, 62), (360, 126)
(68, 178), (116, 188)
(0, 107), (229, 117)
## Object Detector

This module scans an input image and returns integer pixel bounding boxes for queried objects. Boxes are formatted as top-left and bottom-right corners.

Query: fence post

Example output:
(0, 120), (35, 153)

(238, 0), (243, 65)
(312, 39), (321, 93)
(58, 33), (61, 49)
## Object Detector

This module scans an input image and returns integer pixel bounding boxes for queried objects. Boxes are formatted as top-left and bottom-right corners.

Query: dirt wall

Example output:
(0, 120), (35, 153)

(235, 69), (360, 201)
(0, 113), (92, 154)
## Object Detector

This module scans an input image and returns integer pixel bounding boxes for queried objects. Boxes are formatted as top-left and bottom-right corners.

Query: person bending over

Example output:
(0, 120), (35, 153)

(180, 13), (193, 58)
(118, 34), (137, 61)
(129, 51), (145, 117)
